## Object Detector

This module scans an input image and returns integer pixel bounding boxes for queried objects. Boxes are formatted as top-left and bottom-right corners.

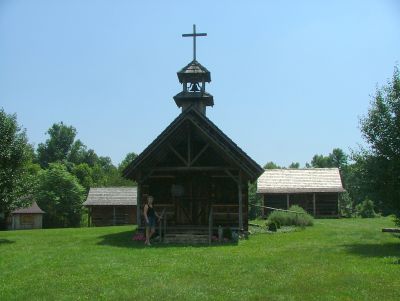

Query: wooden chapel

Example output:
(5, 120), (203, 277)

(123, 25), (263, 236)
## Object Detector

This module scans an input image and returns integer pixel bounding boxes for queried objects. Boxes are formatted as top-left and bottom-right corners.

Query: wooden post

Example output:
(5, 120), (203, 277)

(286, 194), (290, 209)
(137, 183), (141, 228)
(187, 127), (191, 166)
(87, 207), (90, 227)
(163, 214), (167, 242)
(113, 206), (116, 226)
(337, 192), (340, 218)
(262, 195), (265, 217)
(208, 206), (213, 245)
(238, 172), (243, 231)
(313, 193), (316, 217)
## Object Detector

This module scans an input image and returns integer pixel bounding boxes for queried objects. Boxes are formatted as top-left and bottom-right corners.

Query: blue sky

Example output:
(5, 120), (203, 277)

(1, 0), (399, 167)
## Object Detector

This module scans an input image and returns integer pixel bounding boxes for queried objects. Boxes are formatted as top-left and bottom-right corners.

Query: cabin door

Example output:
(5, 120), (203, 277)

(175, 175), (210, 225)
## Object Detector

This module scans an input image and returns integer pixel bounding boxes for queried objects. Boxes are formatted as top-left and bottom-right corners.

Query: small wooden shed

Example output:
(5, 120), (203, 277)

(83, 187), (137, 227)
(257, 168), (345, 217)
(9, 201), (45, 230)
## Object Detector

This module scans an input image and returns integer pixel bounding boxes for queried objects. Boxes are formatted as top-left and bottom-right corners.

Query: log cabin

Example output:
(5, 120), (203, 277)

(257, 168), (345, 217)
(83, 187), (137, 226)
(8, 201), (45, 230)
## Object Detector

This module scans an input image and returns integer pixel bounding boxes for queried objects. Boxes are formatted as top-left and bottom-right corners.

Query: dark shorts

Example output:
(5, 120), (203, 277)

(146, 217), (156, 228)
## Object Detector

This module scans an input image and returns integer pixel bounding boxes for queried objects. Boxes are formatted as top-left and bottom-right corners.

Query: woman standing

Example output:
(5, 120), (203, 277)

(143, 196), (160, 246)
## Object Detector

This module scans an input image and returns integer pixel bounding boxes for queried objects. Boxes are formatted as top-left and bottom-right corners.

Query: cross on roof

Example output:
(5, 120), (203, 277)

(182, 24), (207, 61)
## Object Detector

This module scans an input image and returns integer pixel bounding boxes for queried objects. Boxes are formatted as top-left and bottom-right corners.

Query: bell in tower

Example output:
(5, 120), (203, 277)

(173, 25), (214, 115)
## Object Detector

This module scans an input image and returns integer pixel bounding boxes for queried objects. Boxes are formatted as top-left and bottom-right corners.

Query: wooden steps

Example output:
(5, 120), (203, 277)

(163, 233), (209, 244)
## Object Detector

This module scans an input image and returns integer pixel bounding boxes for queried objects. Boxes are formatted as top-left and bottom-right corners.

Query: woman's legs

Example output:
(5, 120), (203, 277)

(150, 227), (155, 239)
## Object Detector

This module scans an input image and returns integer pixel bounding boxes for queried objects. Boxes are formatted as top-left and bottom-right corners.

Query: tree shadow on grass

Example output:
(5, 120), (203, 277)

(96, 230), (238, 249)
(343, 242), (400, 262)
(0, 238), (15, 246)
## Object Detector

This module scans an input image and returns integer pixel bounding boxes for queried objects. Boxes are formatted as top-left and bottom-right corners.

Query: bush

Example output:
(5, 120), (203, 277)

(267, 222), (278, 232)
(268, 205), (314, 227)
(340, 191), (354, 217)
(355, 198), (377, 218)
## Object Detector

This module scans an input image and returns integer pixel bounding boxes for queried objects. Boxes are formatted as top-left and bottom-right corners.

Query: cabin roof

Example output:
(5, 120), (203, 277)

(257, 168), (345, 194)
(12, 201), (45, 214)
(123, 106), (263, 181)
(83, 187), (137, 206)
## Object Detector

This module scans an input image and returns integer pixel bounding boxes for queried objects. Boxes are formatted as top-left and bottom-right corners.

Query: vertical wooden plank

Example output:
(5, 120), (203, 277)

(187, 126), (191, 166)
(87, 207), (90, 227)
(136, 183), (141, 227)
(113, 206), (116, 226)
(238, 172), (243, 231)
(337, 192), (340, 218)
(208, 206), (213, 245)
(313, 193), (316, 217)
(262, 195), (265, 217)
(286, 194), (290, 209)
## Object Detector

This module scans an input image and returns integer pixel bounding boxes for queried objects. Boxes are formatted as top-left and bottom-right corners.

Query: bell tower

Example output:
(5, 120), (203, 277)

(173, 25), (214, 115)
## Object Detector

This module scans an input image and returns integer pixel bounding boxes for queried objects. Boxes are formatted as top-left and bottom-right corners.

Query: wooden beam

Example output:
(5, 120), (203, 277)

(187, 117), (255, 178)
(137, 184), (141, 227)
(286, 194), (290, 209)
(238, 172), (243, 231)
(151, 166), (235, 172)
(262, 195), (265, 217)
(87, 207), (91, 227)
(168, 144), (188, 166)
(187, 127), (191, 166)
(313, 193), (316, 217)
(224, 169), (239, 185)
(140, 169), (155, 183)
(382, 228), (400, 233)
(113, 206), (116, 226)
(190, 143), (209, 166)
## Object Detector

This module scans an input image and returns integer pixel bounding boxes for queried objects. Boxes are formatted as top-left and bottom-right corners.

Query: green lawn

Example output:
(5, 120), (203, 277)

(1, 218), (399, 301)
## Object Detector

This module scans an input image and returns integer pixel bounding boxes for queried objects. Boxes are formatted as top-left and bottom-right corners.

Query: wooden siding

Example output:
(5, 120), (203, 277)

(263, 192), (339, 217)
(90, 205), (136, 227)
(137, 175), (249, 230)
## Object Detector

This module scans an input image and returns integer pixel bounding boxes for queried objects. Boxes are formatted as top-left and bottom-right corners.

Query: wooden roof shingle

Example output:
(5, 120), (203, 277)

(83, 187), (137, 206)
(257, 168), (345, 194)
(12, 201), (45, 214)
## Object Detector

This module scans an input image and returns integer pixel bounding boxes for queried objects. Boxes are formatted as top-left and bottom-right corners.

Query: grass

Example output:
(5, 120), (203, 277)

(1, 218), (400, 301)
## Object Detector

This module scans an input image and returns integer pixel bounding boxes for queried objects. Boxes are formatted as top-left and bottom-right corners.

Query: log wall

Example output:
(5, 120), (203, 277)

(263, 192), (339, 217)
(90, 205), (136, 227)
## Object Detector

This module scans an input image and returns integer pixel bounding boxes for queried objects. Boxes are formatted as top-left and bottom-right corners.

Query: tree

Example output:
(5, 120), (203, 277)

(37, 122), (77, 167)
(309, 154), (332, 168)
(263, 162), (281, 169)
(329, 148), (348, 168)
(248, 181), (263, 219)
(0, 108), (37, 229)
(71, 163), (93, 191)
(288, 162), (300, 168)
(36, 163), (85, 228)
(307, 148), (348, 169)
(118, 152), (138, 172)
(356, 66), (400, 223)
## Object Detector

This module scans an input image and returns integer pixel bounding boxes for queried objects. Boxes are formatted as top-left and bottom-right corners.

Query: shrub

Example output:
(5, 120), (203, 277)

(355, 198), (377, 218)
(268, 222), (278, 232)
(340, 191), (354, 217)
(268, 205), (314, 227)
